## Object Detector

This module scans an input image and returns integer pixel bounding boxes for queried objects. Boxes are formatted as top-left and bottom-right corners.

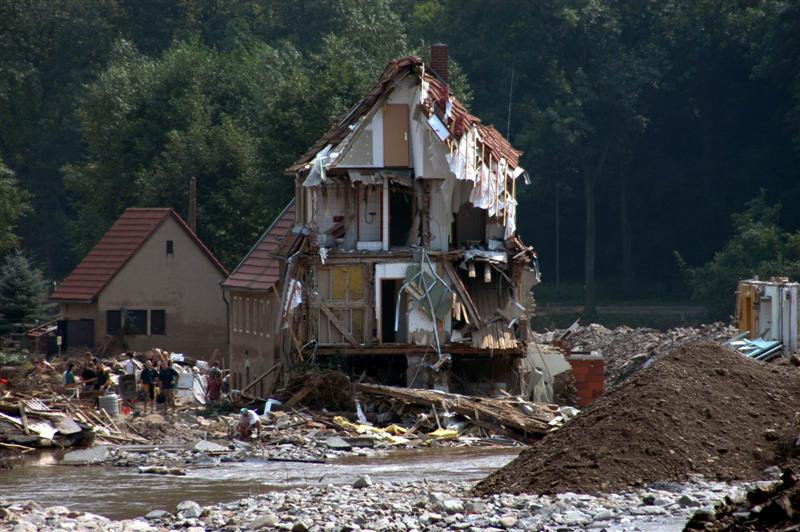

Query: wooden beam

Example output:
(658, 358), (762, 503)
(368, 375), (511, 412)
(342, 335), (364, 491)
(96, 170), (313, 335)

(309, 291), (358, 345)
(241, 363), (281, 396)
(442, 261), (484, 328)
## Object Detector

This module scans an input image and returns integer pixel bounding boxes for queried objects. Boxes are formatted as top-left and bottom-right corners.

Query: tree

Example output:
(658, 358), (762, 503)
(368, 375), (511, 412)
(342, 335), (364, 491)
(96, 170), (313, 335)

(0, 251), (52, 336)
(0, 158), (31, 253)
(678, 193), (800, 320)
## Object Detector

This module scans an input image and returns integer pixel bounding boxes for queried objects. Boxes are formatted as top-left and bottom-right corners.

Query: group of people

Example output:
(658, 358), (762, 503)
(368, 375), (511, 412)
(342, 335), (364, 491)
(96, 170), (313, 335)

(138, 356), (179, 414)
(61, 351), (229, 416)
(62, 354), (113, 394)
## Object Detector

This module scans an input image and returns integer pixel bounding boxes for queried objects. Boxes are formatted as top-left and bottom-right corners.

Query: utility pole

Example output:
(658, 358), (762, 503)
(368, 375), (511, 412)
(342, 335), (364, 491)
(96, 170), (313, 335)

(189, 176), (197, 233)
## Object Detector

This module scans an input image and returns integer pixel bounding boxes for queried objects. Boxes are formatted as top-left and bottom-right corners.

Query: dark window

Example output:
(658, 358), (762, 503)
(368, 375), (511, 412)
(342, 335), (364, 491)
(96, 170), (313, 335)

(124, 309), (147, 335)
(106, 310), (122, 335)
(150, 310), (166, 335)
(166, 240), (174, 255)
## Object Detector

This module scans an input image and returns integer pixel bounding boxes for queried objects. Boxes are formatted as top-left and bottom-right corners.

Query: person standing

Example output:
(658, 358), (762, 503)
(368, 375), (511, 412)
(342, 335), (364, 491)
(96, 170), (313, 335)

(206, 361), (223, 403)
(158, 360), (179, 414)
(140, 360), (157, 413)
(122, 353), (137, 375)
(63, 363), (76, 386)
(80, 361), (97, 392)
(94, 360), (112, 392)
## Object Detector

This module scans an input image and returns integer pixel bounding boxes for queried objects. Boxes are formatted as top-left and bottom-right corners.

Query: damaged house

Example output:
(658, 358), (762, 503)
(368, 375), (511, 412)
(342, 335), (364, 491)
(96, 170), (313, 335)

(231, 46), (540, 396)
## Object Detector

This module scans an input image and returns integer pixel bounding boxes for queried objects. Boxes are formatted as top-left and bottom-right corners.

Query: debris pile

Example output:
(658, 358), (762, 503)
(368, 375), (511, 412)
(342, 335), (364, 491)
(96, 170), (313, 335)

(475, 341), (800, 495)
(354, 383), (571, 442)
(534, 322), (738, 387)
(685, 468), (800, 530)
(0, 392), (146, 454)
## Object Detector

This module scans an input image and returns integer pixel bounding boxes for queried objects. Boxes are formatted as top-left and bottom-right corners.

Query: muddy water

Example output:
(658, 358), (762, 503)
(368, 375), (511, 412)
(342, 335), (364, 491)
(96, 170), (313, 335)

(1, 447), (519, 520)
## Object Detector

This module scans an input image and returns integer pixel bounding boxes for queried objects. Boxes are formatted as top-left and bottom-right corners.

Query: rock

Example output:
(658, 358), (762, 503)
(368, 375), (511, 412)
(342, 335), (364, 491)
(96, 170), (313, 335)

(562, 510), (591, 526)
(248, 514), (279, 529)
(593, 510), (613, 521)
(464, 502), (488, 514)
(62, 446), (113, 465)
(763, 466), (782, 480)
(176, 500), (201, 518)
(498, 515), (517, 528)
(438, 499), (464, 514)
(193, 440), (228, 452)
(145, 510), (168, 520)
(764, 429), (779, 441)
(352, 475), (373, 488)
(292, 520), (312, 532)
(678, 495), (702, 508)
(324, 437), (353, 451)
(121, 519), (154, 531)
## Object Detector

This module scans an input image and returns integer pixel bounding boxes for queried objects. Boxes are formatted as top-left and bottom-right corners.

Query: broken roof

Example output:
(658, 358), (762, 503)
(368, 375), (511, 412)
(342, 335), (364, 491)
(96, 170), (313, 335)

(50, 208), (227, 303)
(222, 200), (296, 291)
(286, 55), (523, 174)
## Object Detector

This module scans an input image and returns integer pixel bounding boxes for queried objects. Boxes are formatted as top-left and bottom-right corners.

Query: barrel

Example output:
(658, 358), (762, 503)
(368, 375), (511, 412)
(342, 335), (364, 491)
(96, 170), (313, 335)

(99, 392), (120, 416)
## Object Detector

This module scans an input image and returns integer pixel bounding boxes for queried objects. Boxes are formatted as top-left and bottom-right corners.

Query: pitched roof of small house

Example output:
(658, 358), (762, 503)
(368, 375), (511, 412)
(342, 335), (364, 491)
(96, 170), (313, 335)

(285, 55), (522, 175)
(222, 200), (296, 291)
(50, 208), (227, 303)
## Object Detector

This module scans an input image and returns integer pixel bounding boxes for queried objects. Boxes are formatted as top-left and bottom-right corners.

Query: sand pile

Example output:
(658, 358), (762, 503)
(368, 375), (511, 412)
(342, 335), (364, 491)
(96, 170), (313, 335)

(475, 341), (800, 495)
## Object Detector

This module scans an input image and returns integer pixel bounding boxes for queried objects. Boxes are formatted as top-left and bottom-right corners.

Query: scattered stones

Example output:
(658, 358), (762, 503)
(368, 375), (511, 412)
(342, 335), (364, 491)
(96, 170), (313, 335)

(0, 478), (759, 531)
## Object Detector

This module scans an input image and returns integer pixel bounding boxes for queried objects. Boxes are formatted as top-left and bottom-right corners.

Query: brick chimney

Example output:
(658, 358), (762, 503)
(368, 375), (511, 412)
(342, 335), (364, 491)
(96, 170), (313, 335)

(430, 44), (449, 83)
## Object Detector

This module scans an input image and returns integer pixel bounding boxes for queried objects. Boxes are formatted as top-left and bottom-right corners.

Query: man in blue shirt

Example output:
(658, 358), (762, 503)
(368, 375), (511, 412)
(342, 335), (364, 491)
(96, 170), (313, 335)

(158, 360), (179, 414)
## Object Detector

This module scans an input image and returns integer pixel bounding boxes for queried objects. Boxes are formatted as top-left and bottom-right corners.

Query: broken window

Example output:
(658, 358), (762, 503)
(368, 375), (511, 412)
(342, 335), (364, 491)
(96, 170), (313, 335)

(389, 186), (413, 247)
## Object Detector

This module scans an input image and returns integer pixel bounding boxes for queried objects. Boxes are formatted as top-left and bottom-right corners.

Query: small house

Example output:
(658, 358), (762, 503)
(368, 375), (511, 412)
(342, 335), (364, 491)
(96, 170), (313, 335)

(50, 208), (228, 359)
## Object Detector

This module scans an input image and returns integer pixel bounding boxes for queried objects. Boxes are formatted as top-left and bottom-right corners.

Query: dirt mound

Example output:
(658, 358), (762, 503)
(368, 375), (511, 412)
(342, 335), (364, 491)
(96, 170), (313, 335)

(686, 468), (800, 530)
(475, 341), (800, 495)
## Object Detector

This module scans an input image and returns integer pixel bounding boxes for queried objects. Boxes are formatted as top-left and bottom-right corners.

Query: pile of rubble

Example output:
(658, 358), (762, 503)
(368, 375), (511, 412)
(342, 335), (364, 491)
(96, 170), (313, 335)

(686, 468), (800, 530)
(476, 340), (800, 495)
(534, 322), (738, 388)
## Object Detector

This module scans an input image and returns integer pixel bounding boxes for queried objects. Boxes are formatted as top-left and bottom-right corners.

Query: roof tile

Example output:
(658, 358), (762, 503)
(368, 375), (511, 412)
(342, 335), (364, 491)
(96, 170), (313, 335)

(51, 208), (227, 302)
(222, 201), (296, 291)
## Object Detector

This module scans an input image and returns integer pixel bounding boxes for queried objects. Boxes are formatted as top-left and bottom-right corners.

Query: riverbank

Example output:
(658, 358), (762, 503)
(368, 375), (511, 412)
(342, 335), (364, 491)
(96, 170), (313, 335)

(1, 474), (763, 531)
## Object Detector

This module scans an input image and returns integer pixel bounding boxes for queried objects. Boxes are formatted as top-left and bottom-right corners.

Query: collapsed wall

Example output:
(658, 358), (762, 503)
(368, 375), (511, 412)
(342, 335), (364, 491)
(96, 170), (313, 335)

(475, 341), (800, 495)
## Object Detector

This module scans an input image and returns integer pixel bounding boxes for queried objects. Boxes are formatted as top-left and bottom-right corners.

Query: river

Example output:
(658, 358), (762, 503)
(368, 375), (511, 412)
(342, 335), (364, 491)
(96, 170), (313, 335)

(1, 447), (520, 520)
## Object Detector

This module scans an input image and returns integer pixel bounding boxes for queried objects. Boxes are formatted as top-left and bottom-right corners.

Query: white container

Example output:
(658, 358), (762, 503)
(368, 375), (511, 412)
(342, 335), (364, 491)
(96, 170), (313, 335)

(99, 393), (120, 416)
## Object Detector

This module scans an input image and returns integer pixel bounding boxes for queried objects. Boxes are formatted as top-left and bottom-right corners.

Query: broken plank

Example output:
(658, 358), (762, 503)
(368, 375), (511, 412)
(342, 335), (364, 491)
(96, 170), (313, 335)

(281, 386), (313, 410)
(310, 291), (359, 345)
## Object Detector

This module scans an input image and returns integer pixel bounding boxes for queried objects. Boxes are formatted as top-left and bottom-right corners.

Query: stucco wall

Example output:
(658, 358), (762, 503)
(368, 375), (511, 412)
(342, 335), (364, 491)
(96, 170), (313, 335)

(97, 217), (227, 359)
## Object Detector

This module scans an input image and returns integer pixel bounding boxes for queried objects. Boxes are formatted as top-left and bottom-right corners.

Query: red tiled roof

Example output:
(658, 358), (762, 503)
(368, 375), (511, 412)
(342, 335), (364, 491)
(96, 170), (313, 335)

(222, 200), (296, 291)
(286, 55), (522, 173)
(51, 208), (227, 302)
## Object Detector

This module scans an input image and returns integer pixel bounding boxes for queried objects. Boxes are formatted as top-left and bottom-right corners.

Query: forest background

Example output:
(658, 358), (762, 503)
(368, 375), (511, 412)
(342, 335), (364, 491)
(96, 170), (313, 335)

(1, 0), (799, 328)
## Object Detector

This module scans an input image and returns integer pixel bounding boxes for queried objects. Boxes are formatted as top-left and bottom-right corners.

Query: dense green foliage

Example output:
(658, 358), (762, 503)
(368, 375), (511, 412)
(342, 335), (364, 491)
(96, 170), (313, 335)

(680, 195), (800, 319)
(0, 158), (30, 253)
(0, 251), (52, 335)
(1, 0), (799, 315)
